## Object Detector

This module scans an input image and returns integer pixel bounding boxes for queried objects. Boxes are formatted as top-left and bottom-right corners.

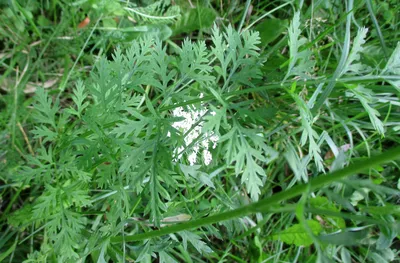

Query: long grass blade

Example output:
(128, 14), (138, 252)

(111, 146), (400, 242)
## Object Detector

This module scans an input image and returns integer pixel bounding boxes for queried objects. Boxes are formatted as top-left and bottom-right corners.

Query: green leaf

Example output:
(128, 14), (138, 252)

(272, 220), (323, 247)
(32, 184), (60, 220)
(150, 39), (176, 90)
(31, 125), (58, 143)
(211, 25), (262, 87)
(255, 18), (288, 46)
(179, 164), (215, 188)
(124, 0), (180, 25)
(148, 159), (170, 227)
(284, 142), (310, 182)
(178, 40), (214, 84)
(8, 204), (33, 229)
(318, 229), (369, 246)
(33, 87), (59, 129)
(0, 238), (17, 262)
(102, 17), (117, 28)
(221, 126), (277, 200)
(309, 196), (346, 229)
(100, 0), (125, 16)
(241, 154), (265, 200)
(67, 80), (89, 119)
(341, 27), (369, 75)
(289, 91), (324, 172)
(383, 42), (400, 91)
(173, 6), (216, 36)
(179, 231), (213, 254)
(112, 114), (152, 139)
(340, 247), (352, 263)
(346, 85), (385, 135)
(132, 24), (173, 41)
(159, 251), (178, 263)
(202, 105), (227, 135)
(285, 12), (315, 80)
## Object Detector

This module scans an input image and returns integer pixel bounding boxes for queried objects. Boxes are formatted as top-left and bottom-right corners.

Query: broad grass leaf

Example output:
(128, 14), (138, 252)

(318, 229), (369, 246)
(272, 220), (323, 247)
(309, 196), (346, 229)
(340, 247), (352, 263)
(255, 18), (288, 46)
(173, 6), (216, 36)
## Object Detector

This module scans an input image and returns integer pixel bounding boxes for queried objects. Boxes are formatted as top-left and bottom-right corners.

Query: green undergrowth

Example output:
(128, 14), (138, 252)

(1, 0), (400, 262)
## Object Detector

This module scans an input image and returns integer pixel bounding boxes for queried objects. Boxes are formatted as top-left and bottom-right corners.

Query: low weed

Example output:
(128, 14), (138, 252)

(1, 0), (400, 262)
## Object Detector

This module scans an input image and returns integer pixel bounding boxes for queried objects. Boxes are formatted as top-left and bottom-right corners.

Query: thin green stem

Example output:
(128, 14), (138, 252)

(237, 0), (252, 33)
(241, 2), (292, 33)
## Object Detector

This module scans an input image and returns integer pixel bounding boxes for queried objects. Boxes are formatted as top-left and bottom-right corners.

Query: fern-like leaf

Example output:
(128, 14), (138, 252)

(124, 0), (180, 25)
(285, 12), (315, 81)
(383, 42), (400, 91)
(33, 88), (59, 128)
(347, 85), (385, 135)
(179, 231), (213, 254)
(341, 27), (369, 75)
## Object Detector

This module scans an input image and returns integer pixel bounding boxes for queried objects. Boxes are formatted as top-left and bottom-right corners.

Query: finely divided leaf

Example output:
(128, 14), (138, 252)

(341, 27), (369, 75)
(31, 125), (58, 143)
(347, 85), (384, 135)
(180, 231), (213, 254)
(221, 126), (277, 200)
(285, 12), (315, 80)
(291, 91), (324, 172)
(178, 40), (214, 84)
(211, 25), (262, 89)
(383, 42), (400, 91)
(33, 87), (59, 128)
(67, 80), (89, 118)
(180, 163), (215, 188)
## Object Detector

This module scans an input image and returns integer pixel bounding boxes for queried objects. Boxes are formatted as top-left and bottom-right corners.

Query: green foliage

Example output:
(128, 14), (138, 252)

(1, 1), (400, 262)
(285, 12), (315, 80)
(172, 6), (216, 36)
(7, 25), (274, 261)
(346, 84), (385, 135)
(124, 0), (181, 25)
(309, 196), (346, 229)
(341, 27), (370, 75)
(272, 220), (323, 247)
(179, 231), (213, 254)
(383, 42), (400, 91)
(255, 18), (288, 46)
